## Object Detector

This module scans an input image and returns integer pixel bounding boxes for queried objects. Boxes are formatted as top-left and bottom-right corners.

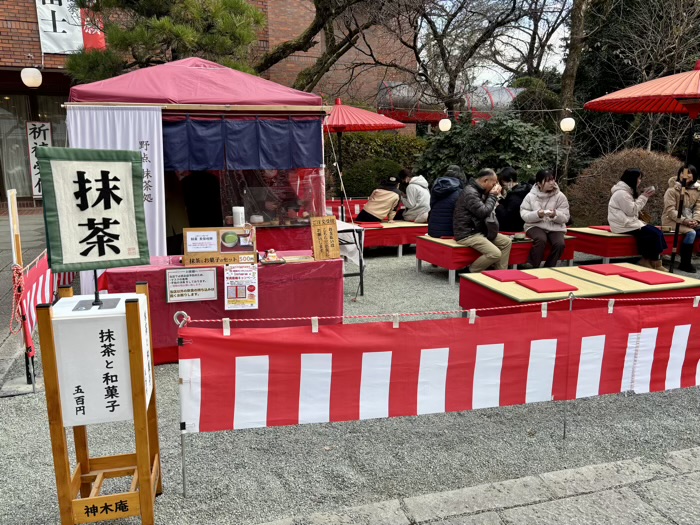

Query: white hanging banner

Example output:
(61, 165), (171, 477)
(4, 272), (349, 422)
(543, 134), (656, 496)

(26, 122), (53, 199)
(67, 106), (166, 293)
(36, 0), (83, 54)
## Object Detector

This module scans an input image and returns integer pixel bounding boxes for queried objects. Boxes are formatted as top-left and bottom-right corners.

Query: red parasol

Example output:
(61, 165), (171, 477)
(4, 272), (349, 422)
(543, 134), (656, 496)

(324, 99), (405, 217)
(584, 60), (700, 118)
(584, 60), (700, 272)
(325, 98), (405, 174)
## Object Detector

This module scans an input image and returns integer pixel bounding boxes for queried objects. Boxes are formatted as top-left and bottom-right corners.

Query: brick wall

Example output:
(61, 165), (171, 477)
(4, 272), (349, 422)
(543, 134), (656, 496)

(0, 0), (67, 70)
(265, 0), (415, 106)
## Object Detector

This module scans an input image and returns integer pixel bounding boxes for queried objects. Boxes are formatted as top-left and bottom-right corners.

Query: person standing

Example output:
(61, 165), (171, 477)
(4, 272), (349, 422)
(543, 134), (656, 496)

(519, 169), (570, 268)
(608, 168), (668, 271)
(453, 168), (512, 272)
(662, 165), (700, 273)
(398, 169), (430, 223)
(428, 165), (466, 238)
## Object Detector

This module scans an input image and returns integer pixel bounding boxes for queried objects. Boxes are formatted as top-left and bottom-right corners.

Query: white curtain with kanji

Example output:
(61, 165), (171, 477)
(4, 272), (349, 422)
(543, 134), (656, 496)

(67, 106), (165, 294)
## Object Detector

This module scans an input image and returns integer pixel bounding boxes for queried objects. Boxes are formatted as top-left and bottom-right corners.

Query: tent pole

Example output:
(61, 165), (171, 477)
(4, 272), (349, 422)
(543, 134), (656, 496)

(670, 117), (696, 273)
(338, 132), (345, 221)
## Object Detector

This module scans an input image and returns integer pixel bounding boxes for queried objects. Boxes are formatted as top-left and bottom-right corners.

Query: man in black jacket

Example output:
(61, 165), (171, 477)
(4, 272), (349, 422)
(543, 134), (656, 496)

(453, 168), (512, 272)
(495, 167), (532, 232)
(428, 165), (466, 238)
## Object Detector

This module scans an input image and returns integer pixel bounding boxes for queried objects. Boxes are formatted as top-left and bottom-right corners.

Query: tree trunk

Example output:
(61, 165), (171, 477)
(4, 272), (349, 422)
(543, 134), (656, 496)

(560, 0), (590, 121)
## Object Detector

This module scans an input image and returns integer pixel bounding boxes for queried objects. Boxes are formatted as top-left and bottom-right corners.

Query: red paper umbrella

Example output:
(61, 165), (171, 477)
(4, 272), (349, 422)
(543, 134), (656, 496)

(325, 98), (405, 173)
(584, 60), (700, 273)
(584, 60), (700, 118)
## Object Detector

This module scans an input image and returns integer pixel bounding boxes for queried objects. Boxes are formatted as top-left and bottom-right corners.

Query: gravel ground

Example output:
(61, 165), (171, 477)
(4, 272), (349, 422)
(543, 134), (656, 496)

(2, 248), (700, 525)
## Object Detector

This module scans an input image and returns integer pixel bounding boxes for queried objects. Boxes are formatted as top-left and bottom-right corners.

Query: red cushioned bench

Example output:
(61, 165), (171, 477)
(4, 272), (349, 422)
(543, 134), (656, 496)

(361, 221), (429, 256)
(567, 226), (675, 263)
(416, 234), (577, 285)
(326, 199), (369, 221)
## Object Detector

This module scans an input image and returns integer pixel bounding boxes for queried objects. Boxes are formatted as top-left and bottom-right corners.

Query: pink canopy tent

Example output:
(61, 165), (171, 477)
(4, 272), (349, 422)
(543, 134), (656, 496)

(69, 57), (322, 106)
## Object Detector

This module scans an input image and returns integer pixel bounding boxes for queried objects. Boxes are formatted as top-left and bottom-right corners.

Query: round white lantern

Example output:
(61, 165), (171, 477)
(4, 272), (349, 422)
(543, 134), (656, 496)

(438, 118), (452, 132)
(21, 68), (42, 88)
(559, 117), (576, 133)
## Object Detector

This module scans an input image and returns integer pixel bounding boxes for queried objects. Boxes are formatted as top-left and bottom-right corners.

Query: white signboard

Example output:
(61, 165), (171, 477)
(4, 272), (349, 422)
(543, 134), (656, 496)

(186, 230), (218, 253)
(52, 293), (152, 427)
(224, 264), (259, 310)
(36, 0), (83, 54)
(37, 147), (150, 273)
(166, 268), (218, 303)
(26, 122), (53, 198)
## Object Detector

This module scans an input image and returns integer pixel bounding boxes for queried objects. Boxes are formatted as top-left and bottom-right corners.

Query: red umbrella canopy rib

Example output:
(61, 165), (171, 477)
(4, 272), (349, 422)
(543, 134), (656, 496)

(325, 98), (406, 133)
(584, 61), (700, 118)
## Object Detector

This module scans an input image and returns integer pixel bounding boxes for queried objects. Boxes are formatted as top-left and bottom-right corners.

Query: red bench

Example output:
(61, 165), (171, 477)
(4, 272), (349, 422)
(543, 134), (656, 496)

(567, 226), (674, 263)
(416, 234), (577, 285)
(362, 221), (429, 256)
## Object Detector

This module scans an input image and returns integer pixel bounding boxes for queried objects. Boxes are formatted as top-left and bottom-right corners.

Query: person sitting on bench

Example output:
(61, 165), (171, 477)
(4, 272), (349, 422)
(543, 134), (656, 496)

(663, 164), (700, 273)
(453, 168), (512, 273)
(608, 168), (667, 271)
(356, 176), (401, 222)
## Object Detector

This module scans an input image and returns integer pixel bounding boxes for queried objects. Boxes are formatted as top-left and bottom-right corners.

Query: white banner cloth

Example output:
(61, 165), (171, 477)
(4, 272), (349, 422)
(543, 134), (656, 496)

(67, 106), (166, 294)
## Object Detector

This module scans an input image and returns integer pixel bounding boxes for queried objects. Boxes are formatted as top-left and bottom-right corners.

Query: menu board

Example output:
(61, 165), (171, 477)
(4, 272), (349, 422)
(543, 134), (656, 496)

(183, 227), (257, 266)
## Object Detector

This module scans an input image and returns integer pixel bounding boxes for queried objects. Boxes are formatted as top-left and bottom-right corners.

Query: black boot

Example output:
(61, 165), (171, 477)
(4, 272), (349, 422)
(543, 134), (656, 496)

(679, 243), (697, 273)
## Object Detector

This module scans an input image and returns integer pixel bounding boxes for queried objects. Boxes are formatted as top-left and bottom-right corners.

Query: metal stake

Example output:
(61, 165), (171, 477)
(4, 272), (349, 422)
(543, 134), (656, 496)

(181, 433), (187, 498)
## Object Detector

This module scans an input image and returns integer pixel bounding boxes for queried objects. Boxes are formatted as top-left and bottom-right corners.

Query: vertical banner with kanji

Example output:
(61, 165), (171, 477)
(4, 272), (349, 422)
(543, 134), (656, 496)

(36, 147), (150, 272)
(35, 0), (106, 54)
(26, 122), (53, 199)
(311, 216), (340, 260)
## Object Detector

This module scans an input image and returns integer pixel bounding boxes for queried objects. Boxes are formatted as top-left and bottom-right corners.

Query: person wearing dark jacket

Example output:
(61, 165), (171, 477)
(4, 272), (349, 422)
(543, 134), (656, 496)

(428, 165), (466, 238)
(495, 167), (531, 232)
(453, 168), (512, 272)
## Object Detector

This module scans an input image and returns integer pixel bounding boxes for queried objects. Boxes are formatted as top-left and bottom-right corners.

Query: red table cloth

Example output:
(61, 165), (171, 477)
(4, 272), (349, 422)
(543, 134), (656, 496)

(364, 224), (429, 248)
(568, 229), (674, 259)
(104, 254), (344, 364)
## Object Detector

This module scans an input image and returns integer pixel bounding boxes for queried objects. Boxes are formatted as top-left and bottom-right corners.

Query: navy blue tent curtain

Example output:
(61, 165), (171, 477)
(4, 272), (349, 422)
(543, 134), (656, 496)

(163, 117), (323, 171)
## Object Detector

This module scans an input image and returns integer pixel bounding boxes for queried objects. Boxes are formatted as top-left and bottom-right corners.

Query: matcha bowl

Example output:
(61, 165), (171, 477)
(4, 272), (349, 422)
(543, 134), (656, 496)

(221, 231), (240, 248)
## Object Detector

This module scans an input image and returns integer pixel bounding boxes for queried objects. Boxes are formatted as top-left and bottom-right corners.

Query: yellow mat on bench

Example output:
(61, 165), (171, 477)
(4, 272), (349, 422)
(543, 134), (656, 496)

(553, 263), (700, 293)
(461, 268), (616, 303)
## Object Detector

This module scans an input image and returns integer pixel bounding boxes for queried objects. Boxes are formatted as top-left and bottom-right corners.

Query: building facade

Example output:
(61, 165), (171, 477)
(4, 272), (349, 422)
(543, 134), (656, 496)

(0, 0), (413, 202)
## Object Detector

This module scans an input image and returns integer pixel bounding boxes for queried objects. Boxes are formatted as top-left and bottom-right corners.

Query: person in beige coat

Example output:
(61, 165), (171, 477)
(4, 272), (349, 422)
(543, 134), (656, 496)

(608, 168), (668, 271)
(519, 169), (570, 268)
(356, 176), (401, 222)
(662, 165), (700, 273)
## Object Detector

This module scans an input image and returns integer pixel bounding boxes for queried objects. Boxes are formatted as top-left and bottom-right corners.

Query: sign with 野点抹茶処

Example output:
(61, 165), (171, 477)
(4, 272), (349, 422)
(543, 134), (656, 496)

(36, 147), (150, 273)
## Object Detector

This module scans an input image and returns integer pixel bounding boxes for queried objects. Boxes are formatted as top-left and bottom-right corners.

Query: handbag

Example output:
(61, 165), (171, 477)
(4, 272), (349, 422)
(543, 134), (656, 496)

(639, 210), (652, 224)
(485, 209), (499, 241)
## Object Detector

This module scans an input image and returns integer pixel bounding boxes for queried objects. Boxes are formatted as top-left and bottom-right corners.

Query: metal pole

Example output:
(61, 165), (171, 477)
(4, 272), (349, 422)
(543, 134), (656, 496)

(670, 119), (696, 273)
(338, 132), (345, 221)
(92, 269), (102, 306)
(181, 433), (187, 498)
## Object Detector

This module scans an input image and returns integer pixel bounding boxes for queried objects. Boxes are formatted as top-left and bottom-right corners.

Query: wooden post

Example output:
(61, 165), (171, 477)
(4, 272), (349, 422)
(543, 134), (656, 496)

(37, 304), (75, 525)
(37, 288), (162, 525)
(125, 298), (155, 525)
(135, 282), (163, 496)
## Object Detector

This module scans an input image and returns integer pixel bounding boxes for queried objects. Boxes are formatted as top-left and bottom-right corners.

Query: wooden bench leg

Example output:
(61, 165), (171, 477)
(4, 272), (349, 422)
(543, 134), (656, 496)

(416, 258), (422, 272)
(449, 269), (456, 285)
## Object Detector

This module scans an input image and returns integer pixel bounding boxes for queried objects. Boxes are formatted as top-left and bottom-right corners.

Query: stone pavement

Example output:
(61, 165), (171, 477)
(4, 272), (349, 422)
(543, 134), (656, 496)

(262, 447), (700, 525)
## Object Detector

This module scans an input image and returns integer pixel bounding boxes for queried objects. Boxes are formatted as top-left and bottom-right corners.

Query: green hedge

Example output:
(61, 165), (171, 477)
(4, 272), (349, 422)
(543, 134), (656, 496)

(342, 158), (403, 198)
(325, 132), (427, 197)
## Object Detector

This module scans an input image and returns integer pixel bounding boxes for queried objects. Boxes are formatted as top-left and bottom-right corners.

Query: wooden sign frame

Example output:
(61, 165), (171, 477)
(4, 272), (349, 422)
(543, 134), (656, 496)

(37, 283), (162, 525)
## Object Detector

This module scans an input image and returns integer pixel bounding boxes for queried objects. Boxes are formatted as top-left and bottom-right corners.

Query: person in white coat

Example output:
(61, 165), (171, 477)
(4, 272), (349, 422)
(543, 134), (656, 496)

(519, 170), (570, 268)
(608, 168), (668, 271)
(398, 169), (430, 223)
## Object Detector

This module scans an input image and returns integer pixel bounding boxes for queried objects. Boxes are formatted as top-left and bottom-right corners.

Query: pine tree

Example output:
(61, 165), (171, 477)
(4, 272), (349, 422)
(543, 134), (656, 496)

(67, 0), (265, 83)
